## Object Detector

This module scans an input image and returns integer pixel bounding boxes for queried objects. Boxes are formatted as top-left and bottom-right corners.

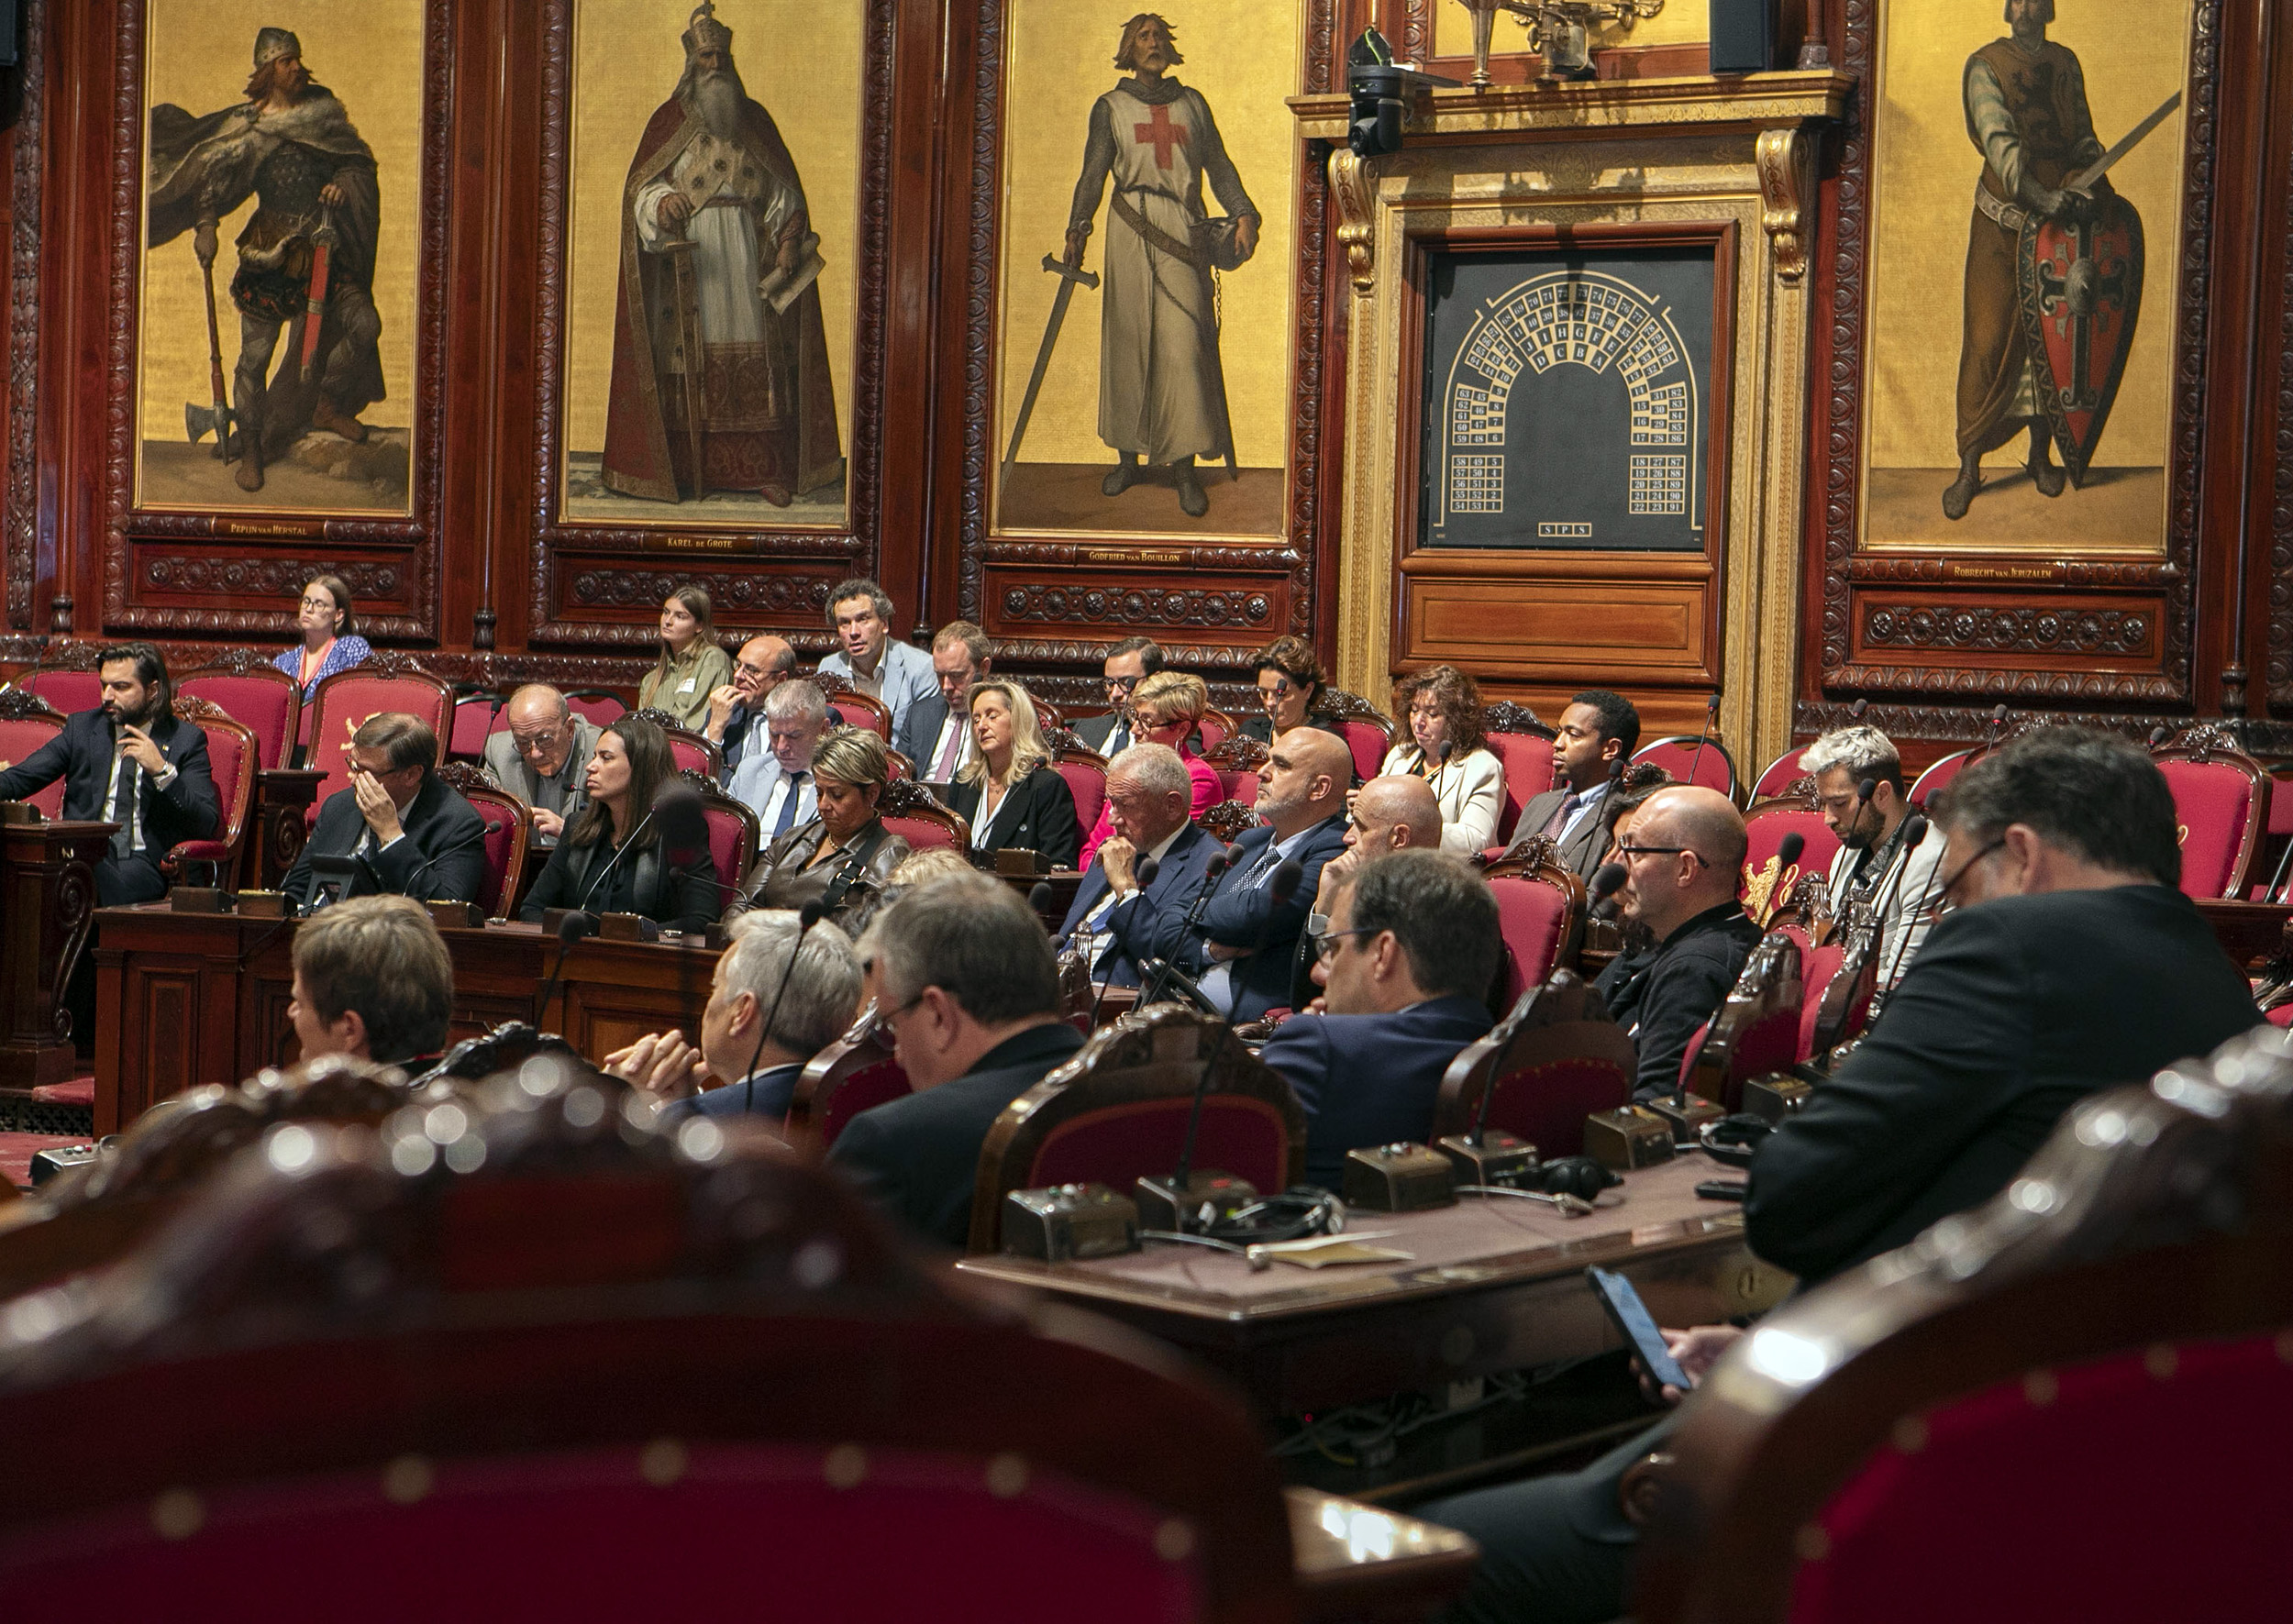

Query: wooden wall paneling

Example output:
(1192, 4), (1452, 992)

(2268, 0), (2293, 716)
(1800, 0), (2228, 735)
(0, 21), (22, 632)
(94, 1), (455, 646)
(940, 0), (1342, 685)
(522, 0), (910, 663)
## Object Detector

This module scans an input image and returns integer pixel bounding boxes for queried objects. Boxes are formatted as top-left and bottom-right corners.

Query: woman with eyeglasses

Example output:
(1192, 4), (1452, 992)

(946, 679), (1081, 870)
(1381, 665), (1506, 856)
(519, 717), (722, 934)
(273, 574), (372, 698)
(735, 727), (910, 937)
(1077, 670), (1221, 868)
(1239, 635), (1350, 747)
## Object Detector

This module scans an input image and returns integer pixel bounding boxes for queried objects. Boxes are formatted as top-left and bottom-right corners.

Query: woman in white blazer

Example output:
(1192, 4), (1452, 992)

(1379, 665), (1507, 856)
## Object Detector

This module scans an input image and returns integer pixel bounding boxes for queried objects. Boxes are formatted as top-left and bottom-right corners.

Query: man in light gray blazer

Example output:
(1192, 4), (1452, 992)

(481, 685), (599, 847)
(814, 577), (936, 739)
(1501, 690), (1641, 883)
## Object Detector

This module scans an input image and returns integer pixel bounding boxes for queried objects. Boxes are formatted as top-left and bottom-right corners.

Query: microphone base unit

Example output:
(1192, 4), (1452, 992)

(1645, 1092), (1726, 1146)
(167, 886), (230, 915)
(1434, 1131), (1538, 1190)
(1743, 1074), (1812, 1123)
(234, 889), (291, 919)
(538, 908), (599, 941)
(426, 900), (485, 929)
(1583, 1105), (1676, 1171)
(1342, 1143), (1458, 1212)
(597, 911), (660, 944)
(1001, 1182), (1142, 1262)
(1134, 1169), (1260, 1234)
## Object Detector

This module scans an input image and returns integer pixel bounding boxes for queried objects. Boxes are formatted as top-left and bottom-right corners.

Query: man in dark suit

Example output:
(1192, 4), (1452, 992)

(830, 875), (1085, 1248)
(1417, 727), (2265, 1624)
(1262, 849), (1500, 1188)
(892, 621), (991, 782)
(0, 643), (219, 906)
(1058, 743), (1221, 989)
(1069, 636), (1163, 757)
(283, 713), (487, 912)
(1499, 689), (1641, 882)
(1160, 727), (1353, 1022)
(702, 634), (796, 775)
(1592, 785), (1762, 1099)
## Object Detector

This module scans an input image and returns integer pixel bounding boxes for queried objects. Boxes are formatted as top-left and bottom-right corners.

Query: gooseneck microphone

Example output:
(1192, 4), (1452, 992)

(1142, 849), (1230, 1007)
(395, 823), (493, 903)
(1685, 690), (1721, 789)
(1761, 831), (1806, 927)
(2146, 724), (2175, 749)
(743, 900), (826, 1112)
(1872, 812), (1935, 1003)
(1087, 854), (1159, 1028)
(531, 908), (599, 1026)
(577, 795), (674, 914)
(1587, 860), (1626, 920)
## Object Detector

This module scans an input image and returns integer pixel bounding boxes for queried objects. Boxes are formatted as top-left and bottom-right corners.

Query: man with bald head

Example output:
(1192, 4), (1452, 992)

(1593, 784), (1761, 1098)
(1159, 726), (1353, 1021)
(480, 684), (600, 846)
(704, 634), (797, 773)
(1058, 742), (1223, 988)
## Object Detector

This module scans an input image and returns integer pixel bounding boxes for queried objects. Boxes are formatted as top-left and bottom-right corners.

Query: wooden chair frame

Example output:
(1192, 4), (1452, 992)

(628, 707), (729, 779)
(304, 655), (455, 806)
(1686, 931), (1803, 1110)
(1199, 799), (1261, 843)
(2150, 725), (2272, 900)
(162, 696), (260, 881)
(176, 655), (305, 773)
(968, 1002), (1308, 1253)
(1634, 734), (1741, 803)
(785, 1004), (905, 1149)
(687, 770), (762, 888)
(1477, 835), (1590, 1000)
(811, 672), (894, 738)
(0, 688), (68, 815)
(431, 761), (536, 919)
(876, 776), (970, 849)
(1431, 969), (1637, 1152)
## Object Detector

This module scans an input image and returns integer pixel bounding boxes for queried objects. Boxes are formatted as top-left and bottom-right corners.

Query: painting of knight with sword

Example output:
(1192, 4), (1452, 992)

(147, 26), (385, 497)
(1945, 0), (2179, 521)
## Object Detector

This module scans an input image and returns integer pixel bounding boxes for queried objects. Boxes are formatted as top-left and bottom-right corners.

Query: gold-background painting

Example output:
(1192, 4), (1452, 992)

(1432, 0), (1710, 58)
(1859, 0), (2190, 551)
(136, 1), (426, 514)
(559, 0), (860, 527)
(993, 0), (1302, 539)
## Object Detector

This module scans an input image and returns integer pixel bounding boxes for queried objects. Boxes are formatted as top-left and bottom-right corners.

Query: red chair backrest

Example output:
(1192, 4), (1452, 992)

(563, 691), (627, 728)
(448, 695), (504, 761)
(1797, 940), (1846, 1063)
(19, 670), (102, 716)
(305, 664), (455, 820)
(1054, 757), (1105, 834)
(1028, 1096), (1292, 1196)
(1740, 804), (1839, 919)
(2269, 1002), (2293, 1030)
(1434, 973), (1634, 1159)
(1490, 872), (1574, 1006)
(1689, 934), (1804, 1111)
(1484, 731), (1556, 843)
(1335, 719), (1390, 786)
(466, 792), (528, 917)
(1748, 746), (1807, 801)
(1633, 735), (1737, 800)
(789, 1016), (911, 1150)
(818, 690), (891, 739)
(0, 715), (67, 818)
(665, 732), (719, 779)
(876, 780), (969, 856)
(183, 706), (256, 852)
(1908, 746), (1979, 807)
(1195, 709), (1234, 756)
(2155, 753), (2269, 900)
(178, 668), (302, 772)
(701, 801), (756, 891)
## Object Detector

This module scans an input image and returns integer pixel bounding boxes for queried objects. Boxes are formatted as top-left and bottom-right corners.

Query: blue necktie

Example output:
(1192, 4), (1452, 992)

(773, 772), (806, 837)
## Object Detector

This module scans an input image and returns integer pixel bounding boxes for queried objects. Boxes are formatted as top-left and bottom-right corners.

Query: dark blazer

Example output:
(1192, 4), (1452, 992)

(283, 773), (488, 909)
(1745, 884), (2262, 1287)
(717, 701), (756, 776)
(1058, 823), (1224, 987)
(1262, 993), (1497, 1189)
(1503, 781), (1615, 881)
(740, 818), (909, 936)
(1071, 709), (1135, 758)
(947, 764), (1082, 870)
(892, 690), (954, 772)
(1594, 900), (1763, 1099)
(518, 823), (722, 933)
(1161, 814), (1350, 1022)
(1238, 712), (1349, 747)
(662, 1062), (806, 1124)
(0, 706), (219, 860)
(828, 1022), (1089, 1249)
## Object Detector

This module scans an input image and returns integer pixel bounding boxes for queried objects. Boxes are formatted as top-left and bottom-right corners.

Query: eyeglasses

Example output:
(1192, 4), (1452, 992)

(1257, 679), (1295, 702)
(510, 729), (564, 755)
(1616, 843), (1703, 867)
(1936, 836), (2006, 909)
(1309, 924), (1379, 961)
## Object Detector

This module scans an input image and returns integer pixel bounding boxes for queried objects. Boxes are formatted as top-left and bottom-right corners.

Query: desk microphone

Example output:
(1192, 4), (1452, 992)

(1872, 812), (1934, 1003)
(531, 908), (598, 1027)
(1087, 854), (1159, 1028)
(578, 803), (666, 913)
(2146, 724), (2175, 749)
(1134, 956), (1223, 1017)
(1762, 831), (1805, 927)
(1142, 850), (1230, 1006)
(1685, 690), (1720, 788)
(1028, 879), (1055, 918)
(396, 823), (492, 903)
(743, 899), (825, 1113)
(1138, 858), (1301, 1233)
(1848, 698), (1868, 721)
(1984, 703), (2010, 752)
(1587, 861), (1626, 920)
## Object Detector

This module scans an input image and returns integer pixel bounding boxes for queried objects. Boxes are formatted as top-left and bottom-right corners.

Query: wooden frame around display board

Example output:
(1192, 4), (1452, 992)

(1389, 219), (1738, 694)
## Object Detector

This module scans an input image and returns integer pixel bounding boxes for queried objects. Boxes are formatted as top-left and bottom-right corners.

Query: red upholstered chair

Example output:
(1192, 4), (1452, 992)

(629, 709), (726, 779)
(1685, 932), (1804, 1111)
(2268, 1002), (2293, 1029)
(1482, 702), (1557, 845)
(1907, 745), (1979, 807)
(302, 657), (454, 824)
(0, 690), (68, 818)
(178, 659), (303, 772)
(786, 1008), (909, 1150)
(18, 668), (102, 716)
(1197, 707), (1236, 756)
(1321, 690), (1397, 785)
(2151, 728), (2270, 900)
(674, 770), (759, 895)
(1205, 733), (1268, 805)
(876, 777), (969, 855)
(1740, 796), (1841, 926)
(1636, 1030), (2293, 1624)
(563, 690), (627, 728)
(161, 698), (258, 884)
(0, 1062), (1295, 1624)
(1049, 738), (1109, 834)
(812, 675), (892, 740)
(1433, 970), (1635, 1158)
(431, 763), (532, 918)
(1796, 940), (1845, 1063)
(1633, 735), (1738, 801)
(1199, 800), (1261, 845)
(1747, 746), (1808, 801)
(447, 693), (505, 762)
(969, 1003), (1306, 1252)
(1480, 837), (1587, 1007)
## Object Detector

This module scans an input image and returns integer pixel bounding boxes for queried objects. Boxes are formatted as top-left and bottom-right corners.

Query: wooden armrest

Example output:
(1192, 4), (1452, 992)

(1286, 1486), (1479, 1622)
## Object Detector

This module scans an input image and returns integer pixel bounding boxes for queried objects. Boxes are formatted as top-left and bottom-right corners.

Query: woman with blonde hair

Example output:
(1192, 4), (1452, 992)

(737, 727), (910, 935)
(1078, 669), (1221, 867)
(637, 585), (735, 728)
(947, 679), (1081, 869)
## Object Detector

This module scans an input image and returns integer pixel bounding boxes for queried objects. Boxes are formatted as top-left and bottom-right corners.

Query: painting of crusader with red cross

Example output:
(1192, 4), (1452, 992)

(1049, 12), (1261, 520)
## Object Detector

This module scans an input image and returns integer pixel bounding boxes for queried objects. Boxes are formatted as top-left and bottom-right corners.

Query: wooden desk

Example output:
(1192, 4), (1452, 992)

(1002, 867), (1084, 933)
(92, 908), (725, 1134)
(0, 819), (116, 1089)
(957, 1155), (1790, 1420)
(2197, 897), (2290, 970)
(1286, 1486), (1477, 1621)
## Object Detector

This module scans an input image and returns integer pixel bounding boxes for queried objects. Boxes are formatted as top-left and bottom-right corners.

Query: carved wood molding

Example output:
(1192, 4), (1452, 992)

(1844, 556), (2177, 587)
(1814, 0), (2221, 706)
(1794, 698), (2188, 746)
(980, 539), (1302, 569)
(559, 565), (840, 635)
(1328, 149), (1377, 295)
(1753, 128), (1810, 286)
(997, 581), (1277, 631)
(524, 0), (894, 647)
(2270, 108), (2293, 705)
(5, 0), (48, 631)
(1859, 603), (2154, 657)
(98, 2), (456, 643)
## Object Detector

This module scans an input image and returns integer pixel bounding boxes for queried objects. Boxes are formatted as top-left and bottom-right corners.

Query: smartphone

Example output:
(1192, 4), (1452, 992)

(1695, 1178), (1748, 1202)
(1587, 1265), (1690, 1392)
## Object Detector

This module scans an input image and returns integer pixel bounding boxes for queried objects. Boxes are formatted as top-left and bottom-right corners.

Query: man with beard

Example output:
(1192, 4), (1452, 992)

(1062, 13), (1259, 519)
(1800, 724), (1945, 987)
(601, 3), (842, 507)
(1943, 0), (2113, 520)
(0, 645), (219, 906)
(149, 28), (385, 493)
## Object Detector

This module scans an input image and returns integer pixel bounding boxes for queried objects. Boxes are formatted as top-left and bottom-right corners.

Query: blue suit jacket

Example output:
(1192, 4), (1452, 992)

(662, 1062), (807, 1125)
(1260, 994), (1497, 1189)
(1161, 815), (1349, 1021)
(1058, 823), (1223, 989)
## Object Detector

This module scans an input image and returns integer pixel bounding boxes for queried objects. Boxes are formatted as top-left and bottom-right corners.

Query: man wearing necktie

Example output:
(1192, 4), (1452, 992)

(0, 644), (219, 906)
(728, 678), (828, 839)
(892, 622), (992, 782)
(1072, 636), (1162, 757)
(1501, 689), (1641, 882)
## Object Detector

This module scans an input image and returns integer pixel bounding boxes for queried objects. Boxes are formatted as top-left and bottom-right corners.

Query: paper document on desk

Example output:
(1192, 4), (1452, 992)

(759, 236), (825, 314)
(1249, 1232), (1412, 1270)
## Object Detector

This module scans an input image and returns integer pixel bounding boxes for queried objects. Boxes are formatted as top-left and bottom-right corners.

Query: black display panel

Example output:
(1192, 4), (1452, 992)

(1418, 247), (1714, 552)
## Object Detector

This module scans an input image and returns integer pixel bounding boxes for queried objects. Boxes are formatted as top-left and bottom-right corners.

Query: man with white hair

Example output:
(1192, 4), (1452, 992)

(481, 685), (599, 846)
(727, 678), (830, 840)
(1058, 742), (1222, 988)
(1800, 723), (1945, 986)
